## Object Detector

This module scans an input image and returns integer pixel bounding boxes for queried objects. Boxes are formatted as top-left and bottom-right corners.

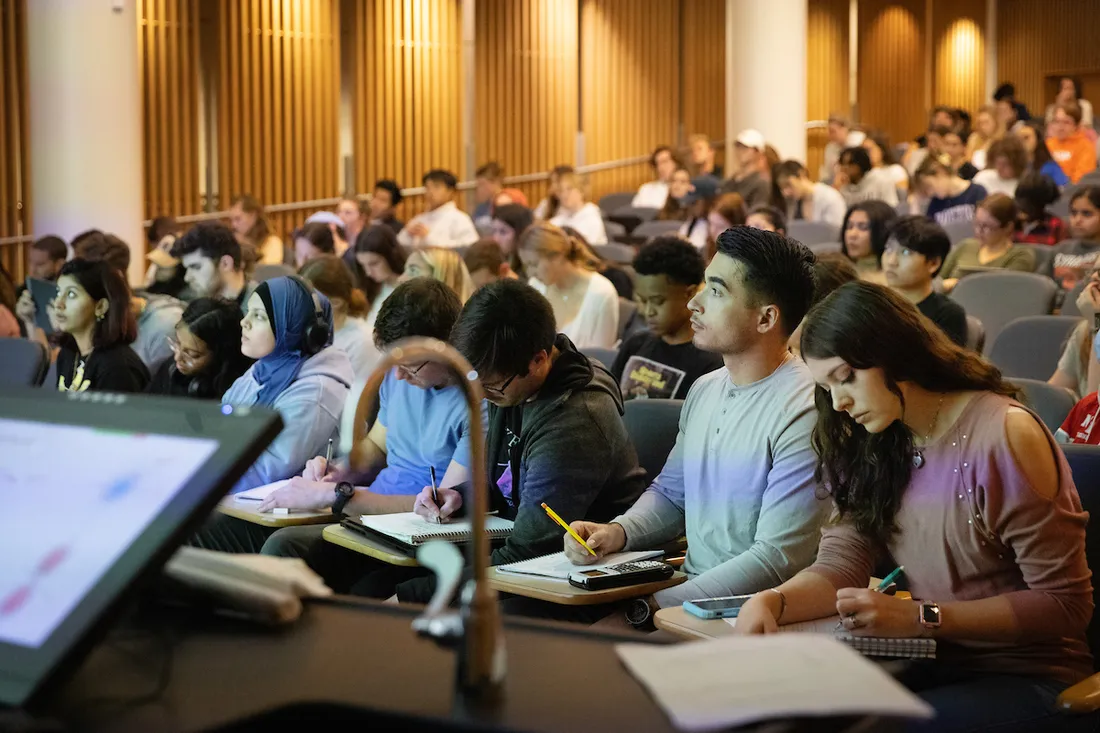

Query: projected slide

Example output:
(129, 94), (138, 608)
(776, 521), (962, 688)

(0, 418), (218, 648)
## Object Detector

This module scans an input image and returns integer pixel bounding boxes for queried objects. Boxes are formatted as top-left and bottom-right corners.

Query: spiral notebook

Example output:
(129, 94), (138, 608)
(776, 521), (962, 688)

(724, 615), (936, 659)
(343, 512), (514, 553)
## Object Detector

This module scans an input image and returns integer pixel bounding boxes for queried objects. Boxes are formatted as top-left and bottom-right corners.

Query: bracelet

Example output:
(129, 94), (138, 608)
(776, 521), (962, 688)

(767, 588), (786, 621)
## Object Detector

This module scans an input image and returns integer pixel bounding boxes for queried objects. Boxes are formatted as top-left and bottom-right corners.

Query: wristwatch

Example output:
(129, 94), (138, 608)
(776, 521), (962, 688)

(331, 481), (355, 517)
(919, 601), (942, 632)
(626, 597), (657, 631)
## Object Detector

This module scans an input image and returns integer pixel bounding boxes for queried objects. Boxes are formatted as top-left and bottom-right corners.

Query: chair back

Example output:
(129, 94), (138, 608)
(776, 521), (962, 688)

(599, 192), (636, 216)
(965, 315), (986, 353)
(631, 220), (684, 241)
(788, 221), (840, 247)
(603, 221), (628, 241)
(1061, 443), (1100, 661)
(252, 263), (296, 283)
(1061, 281), (1088, 318)
(608, 205), (659, 234)
(988, 315), (1084, 380)
(1014, 378), (1078, 431)
(1018, 243), (1055, 275)
(943, 221), (976, 246)
(617, 298), (647, 342)
(581, 346), (618, 369)
(1050, 186), (1077, 222)
(0, 338), (50, 387)
(951, 272), (1058, 353)
(622, 398), (684, 484)
(593, 242), (636, 265)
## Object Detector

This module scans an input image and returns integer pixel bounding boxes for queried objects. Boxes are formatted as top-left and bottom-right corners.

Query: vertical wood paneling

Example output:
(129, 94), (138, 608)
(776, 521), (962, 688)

(683, 0), (725, 145)
(807, 0), (849, 178)
(859, 0), (926, 144)
(931, 0), (985, 113)
(0, 0), (29, 280)
(351, 0), (463, 219)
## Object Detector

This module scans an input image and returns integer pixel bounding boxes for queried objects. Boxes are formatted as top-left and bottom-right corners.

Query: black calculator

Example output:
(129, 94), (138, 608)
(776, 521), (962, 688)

(567, 559), (675, 591)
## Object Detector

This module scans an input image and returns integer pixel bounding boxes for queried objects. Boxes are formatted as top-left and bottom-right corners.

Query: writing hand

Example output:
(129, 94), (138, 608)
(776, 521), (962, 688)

(562, 521), (625, 565)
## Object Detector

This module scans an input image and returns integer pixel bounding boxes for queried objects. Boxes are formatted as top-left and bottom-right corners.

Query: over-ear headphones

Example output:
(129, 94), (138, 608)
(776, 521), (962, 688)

(287, 274), (330, 356)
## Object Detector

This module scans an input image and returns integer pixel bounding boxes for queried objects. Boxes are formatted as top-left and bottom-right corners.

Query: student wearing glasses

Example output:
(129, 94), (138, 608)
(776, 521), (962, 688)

(146, 298), (253, 399)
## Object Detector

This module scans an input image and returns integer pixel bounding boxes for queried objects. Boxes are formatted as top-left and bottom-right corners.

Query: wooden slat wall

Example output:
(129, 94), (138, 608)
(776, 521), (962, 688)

(998, 0), (1100, 115)
(931, 0), (985, 115)
(0, 0), (29, 281)
(474, 0), (579, 210)
(580, 0), (681, 200)
(807, 0), (849, 179)
(858, 0), (926, 145)
(350, 0), (464, 220)
(217, 0), (341, 240)
(682, 0), (725, 145)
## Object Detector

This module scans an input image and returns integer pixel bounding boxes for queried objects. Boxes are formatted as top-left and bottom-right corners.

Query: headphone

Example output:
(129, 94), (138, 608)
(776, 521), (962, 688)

(287, 274), (330, 356)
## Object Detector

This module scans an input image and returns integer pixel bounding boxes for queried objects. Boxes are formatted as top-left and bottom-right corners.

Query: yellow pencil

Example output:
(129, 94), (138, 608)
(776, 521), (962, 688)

(541, 502), (597, 557)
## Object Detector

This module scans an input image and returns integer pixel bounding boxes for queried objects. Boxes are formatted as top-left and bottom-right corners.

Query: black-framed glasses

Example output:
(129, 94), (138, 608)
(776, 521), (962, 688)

(397, 360), (430, 377)
(482, 373), (517, 398)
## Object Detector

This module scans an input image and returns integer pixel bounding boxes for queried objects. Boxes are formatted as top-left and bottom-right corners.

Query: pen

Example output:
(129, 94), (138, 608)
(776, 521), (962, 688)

(836, 565), (905, 631)
(429, 466), (440, 525)
(324, 438), (333, 468)
(541, 502), (597, 557)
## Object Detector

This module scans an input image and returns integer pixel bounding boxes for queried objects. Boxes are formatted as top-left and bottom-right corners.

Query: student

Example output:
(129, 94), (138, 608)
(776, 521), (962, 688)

(147, 298), (252, 399)
(973, 135), (1027, 197)
(775, 160), (847, 228)
(172, 222), (256, 310)
(229, 194), (284, 266)
(633, 145), (679, 209)
(143, 217), (189, 300)
(841, 200), (898, 283)
(548, 172), (608, 245)
(489, 203), (533, 278)
(1057, 387), (1100, 445)
(53, 259), (149, 393)
(368, 179), (404, 235)
(881, 216), (969, 346)
(1014, 173), (1067, 246)
(611, 237), (722, 400)
(532, 164), (575, 220)
(472, 161), (504, 232)
(735, 281), (1092, 732)
(1015, 121), (1070, 187)
(14, 235), (68, 334)
(705, 193), (748, 260)
(862, 130), (909, 191)
(73, 232), (184, 373)
(520, 222), (619, 349)
(1050, 186), (1100, 291)
(1051, 261), (1100, 399)
(657, 167), (692, 222)
(561, 227), (634, 301)
(1047, 101), (1098, 184)
(404, 246), (475, 303)
(903, 124), (948, 179)
(402, 278), (647, 605)
(1045, 76), (1095, 131)
(941, 128), (979, 180)
(916, 156), (988, 226)
(221, 276), (353, 493)
(292, 221), (342, 268)
(464, 239), (520, 291)
(397, 169), (478, 249)
(993, 81), (1031, 124)
(745, 205), (787, 236)
(492, 187), (529, 209)
(335, 195), (368, 247)
(352, 225), (406, 336)
(788, 254), (859, 356)
(940, 194), (1036, 292)
(820, 114), (865, 182)
(966, 105), (1005, 170)
(837, 146), (899, 207)
(678, 176), (722, 252)
(299, 254), (378, 381)
(688, 133), (722, 178)
(721, 129), (772, 210)
(562, 227), (828, 622)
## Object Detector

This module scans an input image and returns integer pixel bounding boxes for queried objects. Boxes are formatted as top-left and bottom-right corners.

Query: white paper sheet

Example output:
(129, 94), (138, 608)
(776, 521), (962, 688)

(497, 550), (664, 580)
(233, 479), (291, 501)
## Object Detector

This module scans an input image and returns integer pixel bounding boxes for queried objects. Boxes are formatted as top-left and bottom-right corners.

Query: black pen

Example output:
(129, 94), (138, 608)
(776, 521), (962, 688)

(429, 466), (440, 524)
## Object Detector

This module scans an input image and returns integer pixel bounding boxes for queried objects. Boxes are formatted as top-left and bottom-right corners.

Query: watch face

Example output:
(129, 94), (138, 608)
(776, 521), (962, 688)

(922, 603), (941, 626)
(626, 600), (651, 625)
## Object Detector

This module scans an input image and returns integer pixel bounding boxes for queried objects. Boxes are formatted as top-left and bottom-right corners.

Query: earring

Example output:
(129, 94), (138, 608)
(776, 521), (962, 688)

(96, 312), (105, 321)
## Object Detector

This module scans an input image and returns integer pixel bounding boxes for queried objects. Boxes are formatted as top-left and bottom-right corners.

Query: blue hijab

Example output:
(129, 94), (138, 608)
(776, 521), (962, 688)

(250, 276), (334, 406)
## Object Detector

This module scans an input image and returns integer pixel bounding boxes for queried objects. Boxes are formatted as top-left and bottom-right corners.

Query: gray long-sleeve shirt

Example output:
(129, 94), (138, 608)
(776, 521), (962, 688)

(613, 357), (830, 607)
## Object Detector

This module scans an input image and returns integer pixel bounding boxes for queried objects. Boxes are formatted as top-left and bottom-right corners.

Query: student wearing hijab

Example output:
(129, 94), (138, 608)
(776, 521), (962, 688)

(147, 298), (253, 399)
(222, 275), (354, 493)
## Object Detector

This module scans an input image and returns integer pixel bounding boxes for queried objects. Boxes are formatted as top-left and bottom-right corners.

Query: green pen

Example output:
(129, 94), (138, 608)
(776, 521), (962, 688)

(875, 565), (905, 592)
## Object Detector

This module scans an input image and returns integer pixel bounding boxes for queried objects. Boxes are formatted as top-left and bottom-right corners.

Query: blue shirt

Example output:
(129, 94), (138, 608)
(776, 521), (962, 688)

(370, 370), (486, 495)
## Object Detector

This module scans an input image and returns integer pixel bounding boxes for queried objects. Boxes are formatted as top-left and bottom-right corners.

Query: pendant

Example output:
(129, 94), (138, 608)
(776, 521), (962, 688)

(912, 450), (925, 469)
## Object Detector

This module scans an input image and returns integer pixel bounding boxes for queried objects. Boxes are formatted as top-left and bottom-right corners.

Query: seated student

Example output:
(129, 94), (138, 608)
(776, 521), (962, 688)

(492, 187), (529, 209)
(1047, 101), (1097, 184)
(1057, 388), (1100, 445)
(942, 127), (980, 181)
(292, 221), (343, 268)
(881, 216), (969, 347)
(973, 135), (1027, 197)
(299, 254), (379, 381)
(678, 175), (722, 252)
(1013, 172), (1066, 246)
(915, 155), (988, 226)
(836, 146), (899, 207)
(1049, 185), (1100, 291)
(472, 161), (504, 233)
(903, 123), (947, 178)
(966, 104), (1006, 171)
(464, 239), (520, 291)
(560, 226), (633, 301)
(221, 276), (353, 493)
(229, 194), (284, 267)
(398, 279), (647, 604)
(15, 234), (69, 336)
(940, 194), (1036, 292)
(841, 200), (898, 284)
(173, 222), (256, 311)
(548, 172), (608, 245)
(745, 205), (787, 236)
(862, 130), (910, 191)
(520, 222), (619, 349)
(143, 219), (190, 301)
(368, 179), (404, 235)
(404, 246), (476, 303)
(54, 259), (150, 393)
(1016, 121), (1070, 188)
(335, 195), (368, 249)
(533, 164), (574, 220)
(562, 228), (830, 622)
(1051, 262), (1100, 399)
(657, 167), (692, 222)
(611, 237), (723, 400)
(397, 170), (478, 249)
(352, 224), (406, 334)
(721, 129), (772, 210)
(788, 254), (859, 356)
(633, 145), (679, 209)
(147, 298), (252, 398)
(489, 203), (534, 278)
(735, 282), (1092, 733)
(688, 133), (723, 178)
(775, 160), (847, 228)
(74, 232), (183, 373)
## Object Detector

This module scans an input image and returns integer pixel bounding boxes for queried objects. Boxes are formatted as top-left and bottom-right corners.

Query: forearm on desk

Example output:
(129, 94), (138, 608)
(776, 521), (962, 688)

(653, 542), (788, 608)
(615, 490), (685, 551)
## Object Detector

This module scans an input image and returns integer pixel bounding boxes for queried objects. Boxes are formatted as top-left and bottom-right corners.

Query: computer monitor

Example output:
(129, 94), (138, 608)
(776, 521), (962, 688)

(0, 388), (282, 708)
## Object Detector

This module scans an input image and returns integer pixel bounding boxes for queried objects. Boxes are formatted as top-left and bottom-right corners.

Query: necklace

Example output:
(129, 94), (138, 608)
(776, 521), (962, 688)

(912, 394), (946, 469)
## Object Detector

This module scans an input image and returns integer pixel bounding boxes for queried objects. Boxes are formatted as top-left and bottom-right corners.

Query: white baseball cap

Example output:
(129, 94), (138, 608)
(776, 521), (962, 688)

(735, 129), (766, 152)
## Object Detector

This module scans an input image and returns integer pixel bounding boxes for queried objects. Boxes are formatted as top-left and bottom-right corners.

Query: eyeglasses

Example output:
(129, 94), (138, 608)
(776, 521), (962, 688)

(482, 373), (517, 398)
(397, 361), (430, 378)
(168, 336), (208, 364)
(882, 242), (917, 257)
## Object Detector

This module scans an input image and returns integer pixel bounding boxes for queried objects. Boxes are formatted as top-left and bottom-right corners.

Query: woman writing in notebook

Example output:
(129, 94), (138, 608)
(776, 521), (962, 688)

(733, 281), (1092, 732)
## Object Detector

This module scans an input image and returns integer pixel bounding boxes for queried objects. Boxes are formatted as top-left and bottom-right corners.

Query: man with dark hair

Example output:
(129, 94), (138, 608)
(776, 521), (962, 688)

(400, 279), (646, 606)
(73, 231), (183, 372)
(611, 236), (722, 400)
(463, 239), (519, 290)
(397, 168), (478, 249)
(882, 216), (968, 347)
(633, 145), (679, 209)
(838, 146), (899, 207)
(941, 127), (979, 180)
(15, 235), (69, 334)
(563, 227), (830, 629)
(473, 161), (504, 231)
(172, 221), (254, 309)
(369, 179), (405, 235)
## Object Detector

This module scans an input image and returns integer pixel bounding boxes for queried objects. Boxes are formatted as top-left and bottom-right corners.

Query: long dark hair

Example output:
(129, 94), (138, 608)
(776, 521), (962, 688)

(840, 200), (898, 263)
(175, 297), (253, 398)
(56, 259), (138, 351)
(353, 225), (407, 304)
(1020, 120), (1056, 169)
(800, 281), (1017, 540)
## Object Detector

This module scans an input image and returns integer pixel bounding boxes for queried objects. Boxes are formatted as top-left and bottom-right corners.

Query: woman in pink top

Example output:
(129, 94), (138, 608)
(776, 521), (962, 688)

(734, 281), (1093, 732)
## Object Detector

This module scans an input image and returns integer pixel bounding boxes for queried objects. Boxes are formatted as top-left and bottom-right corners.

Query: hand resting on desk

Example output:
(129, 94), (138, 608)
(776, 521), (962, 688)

(257, 477), (334, 513)
(562, 521), (627, 565)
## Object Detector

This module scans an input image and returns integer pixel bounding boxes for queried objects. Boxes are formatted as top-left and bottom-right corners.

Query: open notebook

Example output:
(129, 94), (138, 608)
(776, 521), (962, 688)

(724, 615), (936, 659)
(233, 479), (290, 501)
(348, 512), (514, 548)
(497, 550), (664, 580)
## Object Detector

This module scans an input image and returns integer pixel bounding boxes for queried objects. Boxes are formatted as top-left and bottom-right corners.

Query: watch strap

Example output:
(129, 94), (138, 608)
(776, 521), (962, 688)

(331, 481), (355, 517)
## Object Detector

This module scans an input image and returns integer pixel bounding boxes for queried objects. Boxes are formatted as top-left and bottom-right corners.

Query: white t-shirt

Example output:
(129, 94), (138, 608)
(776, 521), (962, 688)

(808, 182), (848, 227)
(334, 316), (381, 382)
(549, 202), (609, 245)
(679, 218), (709, 251)
(531, 272), (620, 349)
(396, 201), (479, 249)
(632, 181), (670, 209)
(972, 169), (1019, 198)
(364, 282), (395, 335)
(878, 164), (909, 188)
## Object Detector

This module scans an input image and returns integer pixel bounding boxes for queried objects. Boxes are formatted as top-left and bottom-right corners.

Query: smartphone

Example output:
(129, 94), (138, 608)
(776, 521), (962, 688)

(26, 277), (59, 335)
(682, 594), (754, 620)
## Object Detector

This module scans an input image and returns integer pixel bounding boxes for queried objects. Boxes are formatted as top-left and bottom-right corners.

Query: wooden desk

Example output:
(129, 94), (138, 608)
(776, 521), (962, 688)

(217, 499), (335, 528)
(654, 606), (737, 640)
(487, 567), (686, 606)
(322, 524), (419, 567)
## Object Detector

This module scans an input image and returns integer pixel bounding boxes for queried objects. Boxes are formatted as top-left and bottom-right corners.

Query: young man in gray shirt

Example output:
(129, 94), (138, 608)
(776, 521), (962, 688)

(564, 226), (831, 627)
